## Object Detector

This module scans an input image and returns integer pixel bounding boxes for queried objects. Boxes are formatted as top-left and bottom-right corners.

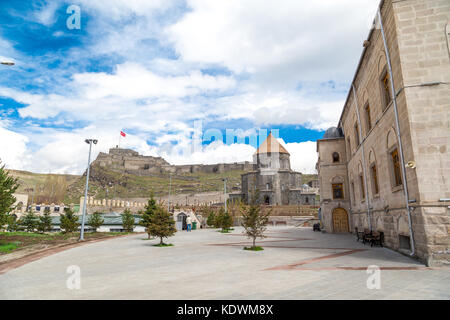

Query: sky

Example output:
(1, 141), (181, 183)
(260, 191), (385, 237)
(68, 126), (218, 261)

(0, 0), (380, 174)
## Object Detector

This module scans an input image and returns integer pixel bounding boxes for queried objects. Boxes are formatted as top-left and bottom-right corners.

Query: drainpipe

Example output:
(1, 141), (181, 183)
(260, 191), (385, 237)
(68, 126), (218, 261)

(378, 7), (415, 256)
(352, 84), (372, 231)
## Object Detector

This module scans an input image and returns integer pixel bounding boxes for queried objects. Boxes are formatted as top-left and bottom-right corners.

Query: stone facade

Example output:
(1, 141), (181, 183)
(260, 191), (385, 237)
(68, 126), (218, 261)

(239, 133), (311, 205)
(317, 0), (449, 266)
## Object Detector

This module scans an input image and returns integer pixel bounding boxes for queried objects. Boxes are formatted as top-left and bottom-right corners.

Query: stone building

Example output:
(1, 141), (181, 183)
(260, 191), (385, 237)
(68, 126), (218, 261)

(95, 147), (253, 176)
(240, 133), (314, 205)
(316, 0), (449, 266)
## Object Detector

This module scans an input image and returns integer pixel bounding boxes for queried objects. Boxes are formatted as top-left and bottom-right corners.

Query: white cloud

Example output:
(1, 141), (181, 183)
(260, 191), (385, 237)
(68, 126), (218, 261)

(0, 121), (30, 169)
(278, 139), (318, 174)
(167, 0), (379, 83)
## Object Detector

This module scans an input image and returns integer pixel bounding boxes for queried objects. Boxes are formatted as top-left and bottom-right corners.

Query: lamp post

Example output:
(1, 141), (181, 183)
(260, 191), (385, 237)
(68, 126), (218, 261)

(1, 61), (14, 66)
(79, 138), (97, 241)
(222, 178), (227, 212)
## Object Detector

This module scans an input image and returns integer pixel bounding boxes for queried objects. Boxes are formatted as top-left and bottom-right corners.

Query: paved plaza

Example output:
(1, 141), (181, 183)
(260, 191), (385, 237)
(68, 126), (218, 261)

(1, 226), (449, 299)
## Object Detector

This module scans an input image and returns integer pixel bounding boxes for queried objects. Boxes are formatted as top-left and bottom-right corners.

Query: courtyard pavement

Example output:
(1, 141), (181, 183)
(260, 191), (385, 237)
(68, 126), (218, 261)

(1, 226), (449, 300)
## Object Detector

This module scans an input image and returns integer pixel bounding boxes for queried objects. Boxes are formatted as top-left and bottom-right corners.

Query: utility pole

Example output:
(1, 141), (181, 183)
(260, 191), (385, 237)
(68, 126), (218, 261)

(79, 139), (97, 241)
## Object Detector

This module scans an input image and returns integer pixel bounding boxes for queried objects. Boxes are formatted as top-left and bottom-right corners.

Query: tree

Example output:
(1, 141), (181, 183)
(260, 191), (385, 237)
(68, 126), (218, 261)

(240, 190), (271, 250)
(147, 206), (176, 245)
(122, 208), (135, 232)
(60, 207), (79, 233)
(221, 209), (233, 232)
(88, 211), (104, 231)
(6, 214), (19, 232)
(139, 193), (158, 239)
(215, 207), (233, 232)
(19, 211), (39, 232)
(206, 210), (216, 228)
(0, 160), (20, 228)
(37, 209), (53, 233)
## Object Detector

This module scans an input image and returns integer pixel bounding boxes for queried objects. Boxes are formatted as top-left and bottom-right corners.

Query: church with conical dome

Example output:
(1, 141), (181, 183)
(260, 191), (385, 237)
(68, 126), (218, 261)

(239, 133), (315, 206)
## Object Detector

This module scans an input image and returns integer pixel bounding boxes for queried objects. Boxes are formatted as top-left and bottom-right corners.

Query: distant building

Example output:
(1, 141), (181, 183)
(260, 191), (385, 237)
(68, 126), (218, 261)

(316, 0), (450, 266)
(237, 133), (314, 205)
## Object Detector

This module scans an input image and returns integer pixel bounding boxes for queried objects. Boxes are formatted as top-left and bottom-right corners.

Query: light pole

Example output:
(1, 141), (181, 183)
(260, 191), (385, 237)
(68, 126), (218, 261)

(79, 138), (97, 241)
(222, 178), (227, 213)
(1, 61), (14, 66)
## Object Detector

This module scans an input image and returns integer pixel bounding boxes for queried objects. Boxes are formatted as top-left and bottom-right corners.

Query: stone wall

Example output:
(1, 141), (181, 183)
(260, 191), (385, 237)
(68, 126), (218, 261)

(95, 147), (253, 176)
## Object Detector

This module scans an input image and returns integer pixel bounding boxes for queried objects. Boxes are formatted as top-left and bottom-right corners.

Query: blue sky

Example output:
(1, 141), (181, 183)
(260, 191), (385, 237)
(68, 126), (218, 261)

(0, 0), (380, 174)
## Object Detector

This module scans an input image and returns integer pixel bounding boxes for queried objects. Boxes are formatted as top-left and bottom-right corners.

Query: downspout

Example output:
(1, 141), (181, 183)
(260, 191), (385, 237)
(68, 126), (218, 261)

(377, 7), (415, 256)
(352, 84), (372, 231)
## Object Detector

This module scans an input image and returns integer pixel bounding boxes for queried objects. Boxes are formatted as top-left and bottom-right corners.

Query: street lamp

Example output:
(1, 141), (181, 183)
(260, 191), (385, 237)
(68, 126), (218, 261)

(222, 178), (227, 213)
(79, 138), (98, 241)
(1, 61), (14, 66)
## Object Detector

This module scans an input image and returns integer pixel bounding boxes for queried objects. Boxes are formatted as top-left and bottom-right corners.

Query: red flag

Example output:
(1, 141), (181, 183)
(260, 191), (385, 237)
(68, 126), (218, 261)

(120, 131), (126, 137)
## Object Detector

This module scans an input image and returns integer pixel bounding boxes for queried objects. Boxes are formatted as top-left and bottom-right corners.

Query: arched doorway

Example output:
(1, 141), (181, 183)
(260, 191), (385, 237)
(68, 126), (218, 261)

(176, 213), (187, 230)
(264, 195), (270, 205)
(332, 208), (349, 233)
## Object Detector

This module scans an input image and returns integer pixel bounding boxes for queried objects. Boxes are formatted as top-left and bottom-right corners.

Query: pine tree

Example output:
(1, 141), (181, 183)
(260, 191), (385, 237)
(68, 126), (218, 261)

(221, 209), (233, 232)
(60, 207), (79, 233)
(241, 189), (271, 250)
(148, 206), (176, 245)
(139, 193), (158, 239)
(88, 211), (104, 232)
(0, 161), (20, 229)
(206, 210), (216, 228)
(38, 212), (53, 233)
(122, 208), (135, 232)
(19, 211), (39, 232)
(6, 214), (19, 232)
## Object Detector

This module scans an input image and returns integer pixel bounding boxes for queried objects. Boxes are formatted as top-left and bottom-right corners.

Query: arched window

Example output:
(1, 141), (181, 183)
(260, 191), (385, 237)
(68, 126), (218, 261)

(332, 152), (340, 163)
(380, 67), (391, 110)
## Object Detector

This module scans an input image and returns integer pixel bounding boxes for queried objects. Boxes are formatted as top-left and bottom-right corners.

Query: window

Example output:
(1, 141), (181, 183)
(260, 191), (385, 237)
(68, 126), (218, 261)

(354, 123), (360, 146)
(332, 183), (344, 199)
(266, 183), (270, 190)
(359, 174), (365, 200)
(391, 148), (402, 187)
(305, 197), (309, 204)
(332, 152), (340, 163)
(365, 104), (372, 133)
(381, 70), (391, 110)
(371, 164), (379, 195)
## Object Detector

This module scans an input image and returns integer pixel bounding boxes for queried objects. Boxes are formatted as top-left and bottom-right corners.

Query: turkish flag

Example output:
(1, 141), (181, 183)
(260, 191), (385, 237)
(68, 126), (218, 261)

(120, 131), (126, 137)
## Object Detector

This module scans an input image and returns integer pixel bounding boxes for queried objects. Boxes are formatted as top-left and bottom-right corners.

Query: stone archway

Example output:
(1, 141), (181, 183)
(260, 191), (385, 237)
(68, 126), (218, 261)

(332, 208), (349, 233)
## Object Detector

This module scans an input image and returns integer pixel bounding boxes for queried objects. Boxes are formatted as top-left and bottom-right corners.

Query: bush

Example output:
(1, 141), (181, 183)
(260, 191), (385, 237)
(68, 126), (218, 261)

(19, 211), (39, 232)
(122, 209), (135, 232)
(206, 211), (216, 228)
(60, 207), (79, 233)
(88, 212), (104, 231)
(37, 212), (53, 233)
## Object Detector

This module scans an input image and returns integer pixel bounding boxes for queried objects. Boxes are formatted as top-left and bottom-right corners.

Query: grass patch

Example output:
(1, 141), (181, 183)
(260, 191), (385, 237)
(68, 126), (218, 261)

(219, 229), (232, 233)
(152, 243), (174, 247)
(0, 231), (130, 255)
(243, 246), (264, 251)
(0, 241), (21, 253)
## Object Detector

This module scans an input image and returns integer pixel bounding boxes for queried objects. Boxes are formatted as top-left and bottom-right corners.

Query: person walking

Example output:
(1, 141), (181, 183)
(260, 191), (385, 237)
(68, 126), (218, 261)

(186, 215), (192, 232)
